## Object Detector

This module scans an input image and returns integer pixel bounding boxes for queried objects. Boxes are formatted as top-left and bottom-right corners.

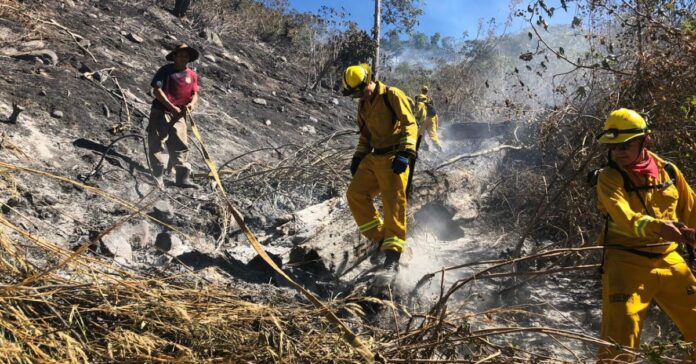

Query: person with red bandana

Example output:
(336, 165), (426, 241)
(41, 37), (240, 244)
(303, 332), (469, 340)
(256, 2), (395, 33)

(147, 44), (200, 189)
(594, 108), (696, 362)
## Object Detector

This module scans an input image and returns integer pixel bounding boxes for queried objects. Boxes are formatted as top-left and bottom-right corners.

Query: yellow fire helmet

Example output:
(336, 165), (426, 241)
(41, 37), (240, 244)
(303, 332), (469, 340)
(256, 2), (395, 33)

(421, 85), (429, 94)
(342, 64), (371, 96)
(598, 108), (650, 144)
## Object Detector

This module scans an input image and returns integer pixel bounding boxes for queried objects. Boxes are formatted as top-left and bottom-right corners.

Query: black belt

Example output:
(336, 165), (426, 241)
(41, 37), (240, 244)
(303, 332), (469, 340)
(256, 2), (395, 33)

(625, 249), (667, 259)
(607, 246), (667, 259)
(372, 145), (399, 155)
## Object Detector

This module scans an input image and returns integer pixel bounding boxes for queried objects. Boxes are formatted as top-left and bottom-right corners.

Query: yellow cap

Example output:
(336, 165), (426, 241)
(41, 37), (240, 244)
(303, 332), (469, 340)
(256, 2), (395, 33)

(598, 108), (649, 144)
(421, 85), (429, 93)
(342, 64), (371, 96)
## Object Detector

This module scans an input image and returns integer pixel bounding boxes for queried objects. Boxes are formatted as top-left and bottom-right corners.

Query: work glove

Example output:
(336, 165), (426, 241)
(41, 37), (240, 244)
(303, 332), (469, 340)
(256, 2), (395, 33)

(350, 156), (363, 177)
(391, 152), (410, 175)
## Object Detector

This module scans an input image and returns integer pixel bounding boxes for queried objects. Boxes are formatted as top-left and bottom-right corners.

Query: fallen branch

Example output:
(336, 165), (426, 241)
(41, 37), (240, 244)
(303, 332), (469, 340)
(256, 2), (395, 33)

(0, 132), (31, 160)
(109, 77), (132, 133)
(424, 246), (603, 318)
(44, 18), (97, 62)
(472, 264), (600, 280)
(83, 72), (150, 124)
(432, 145), (524, 171)
(0, 3), (99, 63)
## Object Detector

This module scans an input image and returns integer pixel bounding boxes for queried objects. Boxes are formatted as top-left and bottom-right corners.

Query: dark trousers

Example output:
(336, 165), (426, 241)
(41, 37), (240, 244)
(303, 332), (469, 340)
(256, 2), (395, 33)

(173, 0), (191, 17)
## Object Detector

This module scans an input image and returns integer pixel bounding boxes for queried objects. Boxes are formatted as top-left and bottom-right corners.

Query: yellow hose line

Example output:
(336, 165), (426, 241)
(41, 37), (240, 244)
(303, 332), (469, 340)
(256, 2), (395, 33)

(187, 114), (376, 363)
(0, 122), (376, 361)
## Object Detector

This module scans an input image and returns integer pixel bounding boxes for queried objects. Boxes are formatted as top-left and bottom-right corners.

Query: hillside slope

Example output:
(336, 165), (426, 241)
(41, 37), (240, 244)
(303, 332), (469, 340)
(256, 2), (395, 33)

(0, 0), (360, 265)
(0, 1), (382, 361)
(0, 1), (577, 363)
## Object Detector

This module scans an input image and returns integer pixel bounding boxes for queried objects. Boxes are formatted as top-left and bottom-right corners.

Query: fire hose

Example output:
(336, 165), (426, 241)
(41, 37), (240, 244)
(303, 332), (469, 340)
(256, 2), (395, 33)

(185, 113), (377, 363)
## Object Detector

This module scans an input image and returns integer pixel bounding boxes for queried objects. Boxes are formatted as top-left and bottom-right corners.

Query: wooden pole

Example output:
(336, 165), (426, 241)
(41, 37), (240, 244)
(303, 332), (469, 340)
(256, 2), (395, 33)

(373, 0), (381, 81)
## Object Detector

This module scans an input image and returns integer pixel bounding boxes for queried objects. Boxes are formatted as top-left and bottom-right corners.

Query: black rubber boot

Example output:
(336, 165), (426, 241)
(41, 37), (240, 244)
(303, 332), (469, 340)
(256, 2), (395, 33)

(174, 165), (199, 189)
(369, 239), (384, 265)
(383, 250), (401, 272)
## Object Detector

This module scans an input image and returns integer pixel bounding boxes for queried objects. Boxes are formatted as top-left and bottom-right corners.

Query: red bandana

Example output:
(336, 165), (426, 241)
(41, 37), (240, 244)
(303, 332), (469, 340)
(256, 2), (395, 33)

(629, 151), (659, 179)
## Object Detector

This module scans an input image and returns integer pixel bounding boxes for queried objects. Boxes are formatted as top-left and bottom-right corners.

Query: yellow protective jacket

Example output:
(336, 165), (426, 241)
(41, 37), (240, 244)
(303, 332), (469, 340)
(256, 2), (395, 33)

(414, 94), (428, 122)
(353, 82), (418, 159)
(597, 151), (696, 254)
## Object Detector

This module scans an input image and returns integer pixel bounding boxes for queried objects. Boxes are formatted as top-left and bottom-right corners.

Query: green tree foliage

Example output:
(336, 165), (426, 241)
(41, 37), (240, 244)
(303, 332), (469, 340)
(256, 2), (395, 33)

(287, 6), (374, 89)
(384, 29), (403, 52)
(430, 32), (441, 48)
(381, 0), (424, 34)
(333, 25), (375, 76)
(410, 31), (428, 49)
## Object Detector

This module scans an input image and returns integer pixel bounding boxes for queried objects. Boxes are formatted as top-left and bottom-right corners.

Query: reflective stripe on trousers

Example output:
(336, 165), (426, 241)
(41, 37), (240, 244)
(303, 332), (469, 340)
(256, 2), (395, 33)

(598, 250), (696, 362)
(346, 154), (409, 253)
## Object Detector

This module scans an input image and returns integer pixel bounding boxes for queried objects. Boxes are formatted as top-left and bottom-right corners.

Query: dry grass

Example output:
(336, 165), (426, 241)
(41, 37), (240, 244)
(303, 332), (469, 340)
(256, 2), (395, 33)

(0, 162), (368, 363)
(0, 214), (365, 363)
(0, 139), (691, 363)
(2, 0), (694, 362)
(191, 0), (290, 42)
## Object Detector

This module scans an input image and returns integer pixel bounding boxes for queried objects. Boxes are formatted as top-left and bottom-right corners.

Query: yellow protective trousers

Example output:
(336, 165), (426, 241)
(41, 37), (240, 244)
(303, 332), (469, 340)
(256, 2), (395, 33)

(346, 154), (409, 253)
(420, 115), (441, 147)
(598, 250), (696, 362)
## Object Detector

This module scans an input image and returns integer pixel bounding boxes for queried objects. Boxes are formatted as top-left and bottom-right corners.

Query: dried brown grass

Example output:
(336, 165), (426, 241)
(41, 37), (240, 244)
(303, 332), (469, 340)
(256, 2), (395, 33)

(0, 218), (366, 363)
(0, 164), (367, 363)
(1, 146), (691, 363)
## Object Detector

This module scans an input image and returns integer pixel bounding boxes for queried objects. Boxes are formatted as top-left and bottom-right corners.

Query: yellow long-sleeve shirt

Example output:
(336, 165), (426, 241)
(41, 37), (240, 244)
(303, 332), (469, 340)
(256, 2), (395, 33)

(353, 82), (418, 159)
(597, 151), (696, 254)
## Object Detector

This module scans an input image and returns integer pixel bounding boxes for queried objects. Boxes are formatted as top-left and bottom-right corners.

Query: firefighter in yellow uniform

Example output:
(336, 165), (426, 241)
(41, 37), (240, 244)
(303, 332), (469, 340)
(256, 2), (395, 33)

(415, 86), (442, 152)
(595, 108), (696, 362)
(342, 64), (418, 271)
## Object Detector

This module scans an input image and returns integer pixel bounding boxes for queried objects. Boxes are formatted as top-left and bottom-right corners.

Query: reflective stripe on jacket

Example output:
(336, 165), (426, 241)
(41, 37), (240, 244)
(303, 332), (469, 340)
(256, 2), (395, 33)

(597, 151), (696, 254)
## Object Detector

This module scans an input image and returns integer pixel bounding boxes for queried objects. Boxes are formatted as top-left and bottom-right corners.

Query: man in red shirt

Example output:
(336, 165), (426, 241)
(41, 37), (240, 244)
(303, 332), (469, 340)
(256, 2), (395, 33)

(148, 44), (199, 188)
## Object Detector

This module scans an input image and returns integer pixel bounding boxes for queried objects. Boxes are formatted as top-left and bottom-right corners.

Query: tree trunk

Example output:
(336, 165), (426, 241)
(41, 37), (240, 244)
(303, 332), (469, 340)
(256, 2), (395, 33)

(373, 0), (381, 81)
(310, 62), (334, 90)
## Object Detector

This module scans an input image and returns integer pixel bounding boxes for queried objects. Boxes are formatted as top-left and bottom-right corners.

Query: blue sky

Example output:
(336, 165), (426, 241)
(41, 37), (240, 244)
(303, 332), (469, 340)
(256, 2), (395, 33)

(287, 0), (578, 39)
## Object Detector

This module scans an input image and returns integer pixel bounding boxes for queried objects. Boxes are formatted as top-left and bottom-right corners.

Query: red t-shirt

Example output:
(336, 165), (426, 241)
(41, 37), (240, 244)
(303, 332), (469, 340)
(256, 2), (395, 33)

(151, 64), (199, 108)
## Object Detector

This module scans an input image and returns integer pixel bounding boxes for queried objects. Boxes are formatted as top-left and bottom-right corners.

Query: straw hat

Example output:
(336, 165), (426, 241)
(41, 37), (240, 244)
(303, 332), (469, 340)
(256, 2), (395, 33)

(166, 43), (199, 62)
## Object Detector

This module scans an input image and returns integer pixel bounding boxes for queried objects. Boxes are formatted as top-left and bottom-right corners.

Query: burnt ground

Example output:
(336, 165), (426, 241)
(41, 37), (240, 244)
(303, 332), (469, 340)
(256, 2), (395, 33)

(4, 2), (685, 362)
(0, 0), (497, 292)
(1, 2), (610, 354)
(0, 4), (512, 295)
(0, 0), (359, 286)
